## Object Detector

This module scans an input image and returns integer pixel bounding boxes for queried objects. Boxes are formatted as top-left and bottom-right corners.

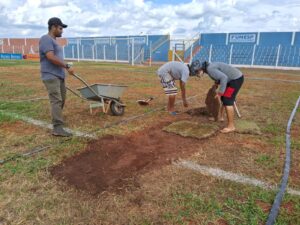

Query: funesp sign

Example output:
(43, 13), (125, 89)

(229, 33), (256, 43)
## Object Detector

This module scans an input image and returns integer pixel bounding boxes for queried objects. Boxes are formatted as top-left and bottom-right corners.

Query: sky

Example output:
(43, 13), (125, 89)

(0, 0), (300, 38)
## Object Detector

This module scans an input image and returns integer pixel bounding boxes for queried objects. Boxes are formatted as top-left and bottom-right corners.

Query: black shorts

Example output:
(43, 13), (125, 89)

(221, 75), (244, 106)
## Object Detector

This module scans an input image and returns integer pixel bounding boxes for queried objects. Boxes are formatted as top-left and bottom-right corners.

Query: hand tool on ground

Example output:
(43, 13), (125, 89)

(136, 97), (154, 106)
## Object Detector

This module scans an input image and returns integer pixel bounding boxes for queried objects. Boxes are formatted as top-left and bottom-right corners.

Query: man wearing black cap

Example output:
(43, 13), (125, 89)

(39, 17), (75, 137)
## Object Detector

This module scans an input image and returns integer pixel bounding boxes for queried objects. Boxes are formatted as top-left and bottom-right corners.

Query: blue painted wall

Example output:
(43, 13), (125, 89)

(193, 32), (300, 67)
(64, 35), (170, 62)
(259, 32), (292, 46)
(0, 53), (23, 60)
(200, 33), (227, 45)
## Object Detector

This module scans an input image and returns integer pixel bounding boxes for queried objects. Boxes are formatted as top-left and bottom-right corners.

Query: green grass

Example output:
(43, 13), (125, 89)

(1, 60), (300, 224)
(0, 59), (39, 67)
(159, 178), (300, 225)
(0, 81), (35, 98)
(131, 82), (156, 88)
(162, 190), (268, 224)
(0, 101), (44, 118)
(0, 137), (85, 177)
(0, 111), (17, 124)
(255, 154), (276, 168)
(292, 140), (300, 151)
(0, 157), (50, 178)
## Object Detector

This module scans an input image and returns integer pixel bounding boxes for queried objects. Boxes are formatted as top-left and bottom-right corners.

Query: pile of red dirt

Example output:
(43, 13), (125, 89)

(51, 120), (205, 195)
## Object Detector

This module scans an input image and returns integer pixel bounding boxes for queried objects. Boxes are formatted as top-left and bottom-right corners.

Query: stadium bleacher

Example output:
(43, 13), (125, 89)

(1, 32), (299, 68)
(192, 32), (300, 68)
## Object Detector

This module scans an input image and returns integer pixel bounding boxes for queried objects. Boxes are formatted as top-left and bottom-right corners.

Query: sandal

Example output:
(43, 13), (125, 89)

(169, 111), (179, 116)
(220, 127), (235, 133)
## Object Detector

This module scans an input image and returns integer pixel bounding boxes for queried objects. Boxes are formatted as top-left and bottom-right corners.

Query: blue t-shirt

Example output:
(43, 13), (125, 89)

(39, 34), (65, 80)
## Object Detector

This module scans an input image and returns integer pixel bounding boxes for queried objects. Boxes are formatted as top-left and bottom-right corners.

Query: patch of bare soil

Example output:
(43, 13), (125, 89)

(51, 116), (209, 195)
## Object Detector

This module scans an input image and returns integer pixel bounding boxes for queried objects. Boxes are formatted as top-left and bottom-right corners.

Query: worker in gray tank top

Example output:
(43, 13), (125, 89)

(190, 60), (244, 133)
(157, 61), (198, 115)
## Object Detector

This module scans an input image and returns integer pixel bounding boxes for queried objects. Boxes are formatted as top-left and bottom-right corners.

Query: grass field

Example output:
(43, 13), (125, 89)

(0, 60), (300, 225)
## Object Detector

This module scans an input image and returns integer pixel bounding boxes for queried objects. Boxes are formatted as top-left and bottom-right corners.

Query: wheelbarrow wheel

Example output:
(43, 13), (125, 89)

(110, 101), (125, 116)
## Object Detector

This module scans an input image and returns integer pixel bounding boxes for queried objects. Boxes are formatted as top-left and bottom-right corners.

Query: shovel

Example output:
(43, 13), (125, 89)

(137, 97), (154, 106)
(234, 101), (241, 118)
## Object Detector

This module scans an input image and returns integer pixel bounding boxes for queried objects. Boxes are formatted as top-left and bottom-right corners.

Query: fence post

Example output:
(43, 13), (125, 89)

(22, 46), (24, 55)
(172, 47), (175, 61)
(276, 44), (281, 67)
(149, 41), (152, 67)
(104, 45), (106, 61)
(92, 45), (95, 60)
(95, 44), (98, 61)
(115, 44), (118, 62)
(81, 45), (84, 60)
(189, 42), (194, 64)
(77, 39), (80, 62)
(131, 38), (134, 66)
(72, 45), (74, 59)
(208, 44), (212, 63)
(251, 45), (256, 66)
(229, 44), (233, 65)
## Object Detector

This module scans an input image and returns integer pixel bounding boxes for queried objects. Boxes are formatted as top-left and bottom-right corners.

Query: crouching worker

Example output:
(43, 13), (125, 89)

(157, 61), (198, 115)
(190, 60), (244, 133)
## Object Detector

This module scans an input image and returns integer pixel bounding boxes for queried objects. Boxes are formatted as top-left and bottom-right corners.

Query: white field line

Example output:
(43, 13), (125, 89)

(174, 160), (300, 196)
(0, 111), (97, 139)
(246, 77), (300, 83)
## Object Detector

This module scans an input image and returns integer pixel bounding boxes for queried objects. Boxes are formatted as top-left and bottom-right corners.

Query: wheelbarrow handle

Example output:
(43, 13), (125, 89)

(72, 73), (92, 90)
(72, 73), (105, 101)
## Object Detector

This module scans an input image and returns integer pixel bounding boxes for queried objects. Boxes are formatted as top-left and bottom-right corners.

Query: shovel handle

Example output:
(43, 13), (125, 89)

(234, 101), (241, 118)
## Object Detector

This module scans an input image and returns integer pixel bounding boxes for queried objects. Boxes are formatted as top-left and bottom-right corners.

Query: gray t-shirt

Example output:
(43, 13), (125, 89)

(39, 34), (65, 80)
(206, 62), (243, 94)
(157, 61), (190, 83)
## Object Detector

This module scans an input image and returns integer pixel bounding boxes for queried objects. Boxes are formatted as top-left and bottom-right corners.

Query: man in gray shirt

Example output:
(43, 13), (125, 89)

(39, 17), (75, 137)
(190, 60), (244, 133)
(157, 61), (193, 115)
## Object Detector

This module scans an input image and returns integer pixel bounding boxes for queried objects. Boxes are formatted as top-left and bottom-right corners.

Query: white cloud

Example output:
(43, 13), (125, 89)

(0, 0), (299, 38)
(39, 0), (68, 8)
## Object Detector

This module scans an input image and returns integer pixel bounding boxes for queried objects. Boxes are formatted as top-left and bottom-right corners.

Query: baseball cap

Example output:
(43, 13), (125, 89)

(48, 17), (67, 28)
(189, 60), (202, 76)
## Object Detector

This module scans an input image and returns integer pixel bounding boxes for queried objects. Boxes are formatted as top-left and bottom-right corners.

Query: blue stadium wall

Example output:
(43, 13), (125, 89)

(64, 35), (170, 62)
(194, 32), (300, 67)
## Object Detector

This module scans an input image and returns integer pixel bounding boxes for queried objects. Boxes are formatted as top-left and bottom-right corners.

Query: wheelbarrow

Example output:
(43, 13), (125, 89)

(69, 73), (128, 116)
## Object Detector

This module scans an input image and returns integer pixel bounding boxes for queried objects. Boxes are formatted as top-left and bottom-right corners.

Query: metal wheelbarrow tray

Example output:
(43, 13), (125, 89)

(78, 83), (127, 101)
(71, 73), (128, 116)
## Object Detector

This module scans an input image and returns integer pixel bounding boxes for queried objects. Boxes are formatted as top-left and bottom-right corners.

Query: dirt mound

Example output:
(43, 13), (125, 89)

(51, 121), (204, 195)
